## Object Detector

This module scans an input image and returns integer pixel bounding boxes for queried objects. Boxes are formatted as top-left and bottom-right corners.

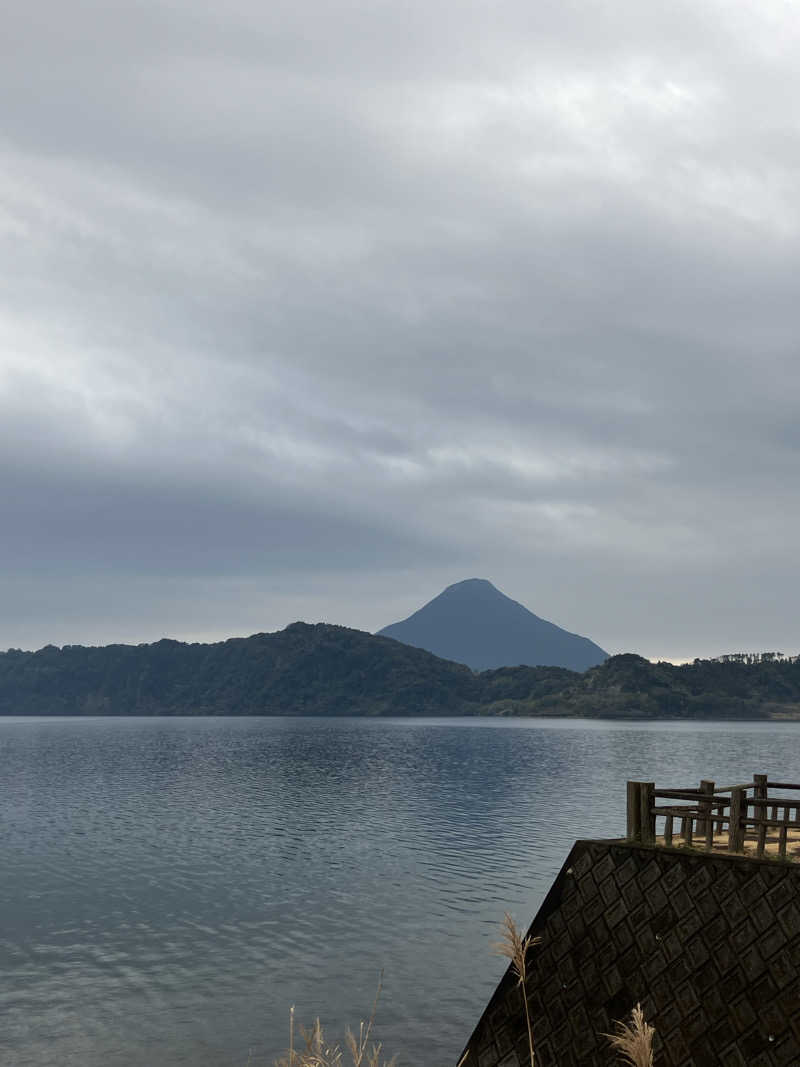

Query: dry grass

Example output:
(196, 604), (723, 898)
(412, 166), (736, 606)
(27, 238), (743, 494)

(272, 922), (659, 1067)
(274, 977), (397, 1067)
(492, 912), (542, 1066)
(603, 1003), (655, 1067)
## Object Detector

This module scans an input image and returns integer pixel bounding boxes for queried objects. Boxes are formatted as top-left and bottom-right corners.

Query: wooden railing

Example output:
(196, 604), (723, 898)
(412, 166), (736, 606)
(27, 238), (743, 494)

(626, 774), (800, 860)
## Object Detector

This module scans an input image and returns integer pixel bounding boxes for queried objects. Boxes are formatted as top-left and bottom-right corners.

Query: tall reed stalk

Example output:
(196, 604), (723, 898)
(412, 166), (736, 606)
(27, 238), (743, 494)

(492, 912), (541, 1067)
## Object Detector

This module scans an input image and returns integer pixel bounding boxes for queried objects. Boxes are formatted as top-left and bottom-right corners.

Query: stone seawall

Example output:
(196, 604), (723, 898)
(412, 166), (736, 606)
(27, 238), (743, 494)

(460, 840), (800, 1066)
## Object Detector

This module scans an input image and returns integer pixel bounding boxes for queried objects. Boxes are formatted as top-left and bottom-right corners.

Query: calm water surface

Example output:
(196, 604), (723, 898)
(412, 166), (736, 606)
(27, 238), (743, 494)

(2, 716), (799, 1065)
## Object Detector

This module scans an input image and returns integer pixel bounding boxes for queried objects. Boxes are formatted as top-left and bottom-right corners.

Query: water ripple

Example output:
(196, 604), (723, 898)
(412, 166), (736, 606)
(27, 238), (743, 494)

(2, 716), (799, 1065)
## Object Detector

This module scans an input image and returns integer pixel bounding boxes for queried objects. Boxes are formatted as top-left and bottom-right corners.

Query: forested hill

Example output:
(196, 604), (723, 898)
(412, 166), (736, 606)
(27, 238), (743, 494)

(1, 627), (799, 718)
(0, 624), (484, 717)
(494, 652), (800, 719)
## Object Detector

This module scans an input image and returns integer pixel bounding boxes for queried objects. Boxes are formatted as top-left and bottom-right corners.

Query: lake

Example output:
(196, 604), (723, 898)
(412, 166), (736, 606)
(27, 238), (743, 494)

(2, 716), (798, 1065)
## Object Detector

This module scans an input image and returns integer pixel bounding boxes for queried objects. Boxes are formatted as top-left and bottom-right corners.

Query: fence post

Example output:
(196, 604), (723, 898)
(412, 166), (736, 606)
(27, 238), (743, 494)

(640, 782), (656, 845)
(753, 774), (767, 854)
(700, 779), (715, 850)
(627, 781), (642, 841)
(664, 813), (674, 847)
(753, 773), (767, 818)
(681, 812), (693, 846)
(729, 786), (745, 852)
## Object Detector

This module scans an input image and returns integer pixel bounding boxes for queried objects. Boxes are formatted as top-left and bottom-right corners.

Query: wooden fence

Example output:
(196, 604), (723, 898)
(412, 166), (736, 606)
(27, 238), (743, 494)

(627, 774), (800, 859)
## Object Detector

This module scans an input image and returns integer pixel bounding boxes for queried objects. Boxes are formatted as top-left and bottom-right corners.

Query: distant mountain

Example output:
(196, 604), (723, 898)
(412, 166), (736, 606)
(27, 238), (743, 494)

(377, 578), (608, 672)
(1, 624), (798, 717)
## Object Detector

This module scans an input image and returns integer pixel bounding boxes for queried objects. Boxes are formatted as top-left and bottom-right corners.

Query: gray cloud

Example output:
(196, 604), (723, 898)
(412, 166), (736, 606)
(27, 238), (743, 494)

(2, 0), (800, 659)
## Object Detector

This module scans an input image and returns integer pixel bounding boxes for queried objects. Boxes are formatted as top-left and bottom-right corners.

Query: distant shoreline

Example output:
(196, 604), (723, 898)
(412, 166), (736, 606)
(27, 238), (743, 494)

(2, 711), (800, 722)
(2, 624), (799, 720)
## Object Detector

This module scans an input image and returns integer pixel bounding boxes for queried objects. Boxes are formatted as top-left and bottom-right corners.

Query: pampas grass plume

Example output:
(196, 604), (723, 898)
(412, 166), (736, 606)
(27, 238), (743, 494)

(604, 1002), (655, 1067)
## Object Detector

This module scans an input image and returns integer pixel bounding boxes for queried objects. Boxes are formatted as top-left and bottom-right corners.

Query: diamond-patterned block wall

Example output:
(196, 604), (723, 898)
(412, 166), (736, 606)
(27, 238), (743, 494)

(459, 841), (800, 1066)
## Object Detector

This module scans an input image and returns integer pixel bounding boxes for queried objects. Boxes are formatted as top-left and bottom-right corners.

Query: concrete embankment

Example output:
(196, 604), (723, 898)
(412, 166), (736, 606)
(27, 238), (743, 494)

(460, 838), (800, 1066)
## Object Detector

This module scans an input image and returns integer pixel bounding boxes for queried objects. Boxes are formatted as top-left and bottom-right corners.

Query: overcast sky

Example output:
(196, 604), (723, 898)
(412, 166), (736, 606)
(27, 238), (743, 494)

(2, 0), (799, 660)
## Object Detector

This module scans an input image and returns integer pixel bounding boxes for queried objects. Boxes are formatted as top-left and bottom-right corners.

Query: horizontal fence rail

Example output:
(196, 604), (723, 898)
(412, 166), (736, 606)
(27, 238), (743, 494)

(627, 775), (800, 859)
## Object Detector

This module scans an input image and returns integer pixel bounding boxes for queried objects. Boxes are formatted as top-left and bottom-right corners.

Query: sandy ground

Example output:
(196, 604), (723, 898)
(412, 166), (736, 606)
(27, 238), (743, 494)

(656, 825), (800, 861)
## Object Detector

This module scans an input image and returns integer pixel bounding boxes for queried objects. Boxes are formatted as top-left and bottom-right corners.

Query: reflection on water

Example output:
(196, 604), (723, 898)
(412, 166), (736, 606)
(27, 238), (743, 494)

(1, 716), (798, 1065)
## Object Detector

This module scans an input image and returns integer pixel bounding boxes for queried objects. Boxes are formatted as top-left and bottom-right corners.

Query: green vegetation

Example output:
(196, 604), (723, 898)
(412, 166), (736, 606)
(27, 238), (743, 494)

(1, 624), (799, 718)
(506, 651), (800, 720)
(0, 623), (480, 716)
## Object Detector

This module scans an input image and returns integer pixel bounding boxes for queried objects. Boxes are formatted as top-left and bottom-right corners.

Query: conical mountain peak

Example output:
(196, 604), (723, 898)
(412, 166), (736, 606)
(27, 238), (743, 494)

(441, 578), (497, 594)
(377, 579), (607, 672)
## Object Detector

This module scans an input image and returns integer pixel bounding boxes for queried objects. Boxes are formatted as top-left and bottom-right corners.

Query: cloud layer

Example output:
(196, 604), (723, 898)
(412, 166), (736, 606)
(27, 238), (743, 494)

(2, 0), (800, 658)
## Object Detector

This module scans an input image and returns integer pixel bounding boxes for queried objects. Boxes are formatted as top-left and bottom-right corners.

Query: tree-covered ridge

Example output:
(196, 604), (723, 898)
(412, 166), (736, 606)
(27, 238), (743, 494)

(0, 624), (481, 717)
(501, 652), (800, 719)
(1, 626), (800, 718)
